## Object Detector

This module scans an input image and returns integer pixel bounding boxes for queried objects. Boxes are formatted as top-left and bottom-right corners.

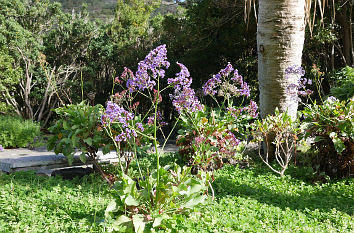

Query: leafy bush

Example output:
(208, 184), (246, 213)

(47, 102), (113, 183)
(0, 115), (40, 148)
(330, 66), (354, 101)
(301, 96), (354, 178)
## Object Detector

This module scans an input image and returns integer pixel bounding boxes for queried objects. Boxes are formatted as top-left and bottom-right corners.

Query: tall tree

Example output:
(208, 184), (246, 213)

(256, 0), (306, 120)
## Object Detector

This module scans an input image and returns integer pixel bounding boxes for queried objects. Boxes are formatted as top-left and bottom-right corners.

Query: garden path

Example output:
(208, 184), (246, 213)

(0, 142), (178, 175)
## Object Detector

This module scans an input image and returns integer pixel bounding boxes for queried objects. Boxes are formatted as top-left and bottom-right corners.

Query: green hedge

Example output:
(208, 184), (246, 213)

(0, 115), (40, 148)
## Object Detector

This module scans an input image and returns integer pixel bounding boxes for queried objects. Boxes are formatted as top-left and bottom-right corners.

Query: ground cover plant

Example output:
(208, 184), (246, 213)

(0, 158), (353, 232)
(0, 171), (110, 233)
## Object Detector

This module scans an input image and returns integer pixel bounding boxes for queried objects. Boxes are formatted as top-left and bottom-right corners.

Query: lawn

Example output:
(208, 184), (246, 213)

(0, 153), (353, 232)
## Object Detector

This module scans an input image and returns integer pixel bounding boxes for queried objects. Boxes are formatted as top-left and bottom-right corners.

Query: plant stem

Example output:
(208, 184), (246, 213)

(90, 153), (113, 186)
(80, 70), (84, 102)
(104, 124), (124, 174)
(133, 138), (143, 179)
(161, 116), (180, 151)
(154, 77), (160, 206)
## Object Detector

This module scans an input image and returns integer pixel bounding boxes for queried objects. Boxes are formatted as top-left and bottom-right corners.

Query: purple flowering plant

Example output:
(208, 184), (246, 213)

(101, 45), (204, 174)
(285, 65), (314, 103)
(101, 45), (210, 231)
(177, 63), (259, 171)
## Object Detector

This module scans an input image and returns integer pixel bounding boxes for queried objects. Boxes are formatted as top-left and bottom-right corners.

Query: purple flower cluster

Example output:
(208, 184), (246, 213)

(101, 101), (143, 142)
(202, 75), (222, 95)
(115, 128), (138, 142)
(101, 101), (133, 126)
(147, 111), (167, 126)
(202, 63), (236, 96)
(167, 63), (192, 91)
(136, 122), (144, 131)
(0, 145), (4, 152)
(227, 100), (258, 119)
(194, 136), (206, 145)
(231, 69), (243, 85)
(326, 96), (338, 103)
(219, 62), (234, 77)
(238, 82), (250, 97)
(227, 107), (242, 119)
(203, 63), (250, 97)
(285, 65), (306, 77)
(171, 86), (204, 114)
(227, 132), (240, 147)
(127, 45), (170, 92)
(168, 64), (203, 113)
(247, 100), (259, 118)
(285, 65), (313, 99)
(120, 67), (134, 80)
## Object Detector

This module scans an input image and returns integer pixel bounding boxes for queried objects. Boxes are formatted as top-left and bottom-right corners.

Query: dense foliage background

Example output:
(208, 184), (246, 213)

(0, 0), (351, 126)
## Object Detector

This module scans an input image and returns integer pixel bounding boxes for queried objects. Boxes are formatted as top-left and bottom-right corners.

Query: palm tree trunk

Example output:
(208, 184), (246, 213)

(257, 0), (306, 120)
(257, 0), (305, 157)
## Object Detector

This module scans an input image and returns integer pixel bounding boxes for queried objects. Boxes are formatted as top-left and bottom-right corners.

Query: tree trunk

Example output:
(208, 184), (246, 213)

(257, 0), (305, 157)
(336, 3), (353, 67)
(257, 0), (306, 120)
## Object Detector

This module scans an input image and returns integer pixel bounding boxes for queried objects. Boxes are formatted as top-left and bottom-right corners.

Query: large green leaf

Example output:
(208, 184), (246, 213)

(132, 214), (145, 233)
(153, 214), (168, 228)
(84, 138), (93, 146)
(332, 137), (345, 154)
(125, 195), (139, 206)
(181, 195), (206, 209)
(105, 200), (117, 216)
(115, 215), (131, 225)
(79, 152), (87, 163)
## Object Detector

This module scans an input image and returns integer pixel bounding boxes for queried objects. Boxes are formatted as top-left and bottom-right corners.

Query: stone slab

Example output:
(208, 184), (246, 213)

(0, 143), (178, 173)
(0, 149), (119, 173)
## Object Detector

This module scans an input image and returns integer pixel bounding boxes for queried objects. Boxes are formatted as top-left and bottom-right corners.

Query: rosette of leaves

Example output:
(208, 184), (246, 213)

(104, 164), (209, 232)
(47, 102), (113, 183)
(177, 108), (249, 171)
(301, 97), (354, 178)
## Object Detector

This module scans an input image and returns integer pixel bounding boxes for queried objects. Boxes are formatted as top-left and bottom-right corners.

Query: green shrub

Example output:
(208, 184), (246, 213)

(0, 115), (40, 148)
(301, 96), (354, 178)
(330, 66), (354, 101)
(47, 102), (113, 183)
(0, 102), (15, 114)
